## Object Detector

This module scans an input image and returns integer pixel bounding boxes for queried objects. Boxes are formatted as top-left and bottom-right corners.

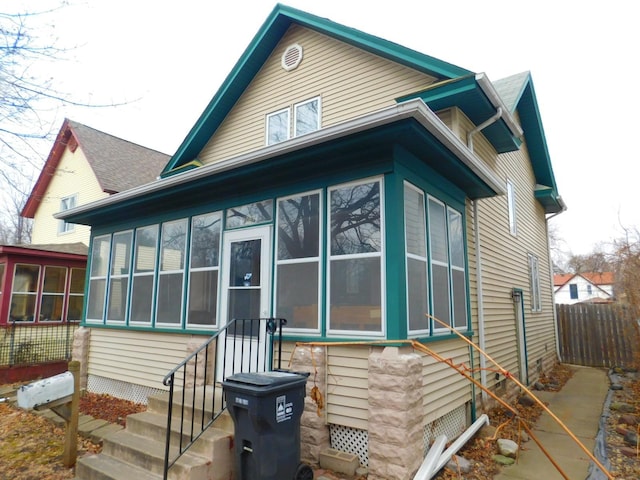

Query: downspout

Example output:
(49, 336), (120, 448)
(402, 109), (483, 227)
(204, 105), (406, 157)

(546, 199), (567, 363)
(468, 107), (503, 403)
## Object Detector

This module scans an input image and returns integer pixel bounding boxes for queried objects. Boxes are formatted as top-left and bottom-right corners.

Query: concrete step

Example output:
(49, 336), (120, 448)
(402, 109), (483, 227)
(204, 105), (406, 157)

(126, 410), (234, 461)
(101, 429), (213, 480)
(75, 453), (161, 480)
(147, 386), (226, 421)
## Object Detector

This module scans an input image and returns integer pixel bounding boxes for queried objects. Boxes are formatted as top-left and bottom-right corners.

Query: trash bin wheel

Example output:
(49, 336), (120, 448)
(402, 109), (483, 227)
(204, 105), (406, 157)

(294, 462), (314, 480)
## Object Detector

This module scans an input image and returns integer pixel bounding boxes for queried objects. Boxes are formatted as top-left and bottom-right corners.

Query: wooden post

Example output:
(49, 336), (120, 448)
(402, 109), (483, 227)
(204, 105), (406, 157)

(63, 360), (80, 468)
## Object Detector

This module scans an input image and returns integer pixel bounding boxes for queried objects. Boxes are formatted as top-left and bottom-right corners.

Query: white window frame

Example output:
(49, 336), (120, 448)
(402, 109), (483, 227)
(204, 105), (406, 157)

(528, 253), (542, 312)
(266, 96), (321, 146)
(106, 230), (133, 324)
(186, 212), (222, 329)
(86, 234), (111, 323)
(294, 97), (321, 138)
(156, 219), (188, 327)
(59, 194), (77, 234)
(275, 190), (323, 334)
(266, 107), (290, 146)
(404, 182), (429, 336)
(327, 177), (385, 337)
(130, 225), (159, 325)
(507, 180), (517, 236)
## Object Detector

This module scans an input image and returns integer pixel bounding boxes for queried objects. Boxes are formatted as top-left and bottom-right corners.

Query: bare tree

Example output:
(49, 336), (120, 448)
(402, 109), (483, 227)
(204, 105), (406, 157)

(1, 4), (128, 244)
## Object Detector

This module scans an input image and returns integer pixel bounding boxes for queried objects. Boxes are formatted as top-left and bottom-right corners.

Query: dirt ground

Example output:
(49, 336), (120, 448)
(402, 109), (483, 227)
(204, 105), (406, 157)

(0, 363), (638, 480)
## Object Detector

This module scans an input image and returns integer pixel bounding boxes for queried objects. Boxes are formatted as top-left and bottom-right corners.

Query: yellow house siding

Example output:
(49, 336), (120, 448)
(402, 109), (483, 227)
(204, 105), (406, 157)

(421, 339), (472, 424)
(31, 145), (107, 245)
(198, 25), (437, 165)
(327, 345), (369, 430)
(473, 132), (556, 388)
(87, 329), (208, 390)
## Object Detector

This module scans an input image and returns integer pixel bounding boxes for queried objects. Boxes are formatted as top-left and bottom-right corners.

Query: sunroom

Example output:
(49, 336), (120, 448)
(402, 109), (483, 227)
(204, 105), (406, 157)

(60, 99), (506, 343)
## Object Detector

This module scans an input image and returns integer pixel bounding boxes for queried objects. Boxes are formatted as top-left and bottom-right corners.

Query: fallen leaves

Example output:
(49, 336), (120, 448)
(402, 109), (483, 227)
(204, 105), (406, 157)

(79, 392), (146, 427)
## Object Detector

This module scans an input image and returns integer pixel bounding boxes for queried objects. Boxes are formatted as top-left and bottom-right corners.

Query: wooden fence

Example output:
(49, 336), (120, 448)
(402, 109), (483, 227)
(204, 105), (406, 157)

(556, 303), (639, 368)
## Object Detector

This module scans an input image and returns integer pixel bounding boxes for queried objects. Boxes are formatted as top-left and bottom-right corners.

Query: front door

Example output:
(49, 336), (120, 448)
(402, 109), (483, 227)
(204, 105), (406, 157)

(218, 226), (272, 378)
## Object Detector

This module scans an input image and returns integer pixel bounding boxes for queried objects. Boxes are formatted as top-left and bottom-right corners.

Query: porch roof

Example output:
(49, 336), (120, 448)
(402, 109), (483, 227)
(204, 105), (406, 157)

(58, 99), (504, 226)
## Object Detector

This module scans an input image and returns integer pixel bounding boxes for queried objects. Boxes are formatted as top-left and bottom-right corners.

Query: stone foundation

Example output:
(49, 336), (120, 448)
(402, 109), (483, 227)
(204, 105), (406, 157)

(289, 345), (330, 464)
(185, 336), (215, 387)
(367, 346), (424, 480)
(71, 327), (90, 390)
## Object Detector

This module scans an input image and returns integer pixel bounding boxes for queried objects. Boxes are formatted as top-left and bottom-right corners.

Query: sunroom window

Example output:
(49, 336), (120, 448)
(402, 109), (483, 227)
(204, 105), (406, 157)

(130, 225), (158, 324)
(404, 184), (429, 333)
(107, 231), (133, 322)
(328, 179), (383, 334)
(275, 192), (321, 331)
(405, 182), (468, 335)
(188, 212), (222, 327)
(87, 235), (110, 321)
(67, 268), (86, 321)
(10, 264), (40, 322)
(40, 266), (67, 321)
(157, 219), (188, 325)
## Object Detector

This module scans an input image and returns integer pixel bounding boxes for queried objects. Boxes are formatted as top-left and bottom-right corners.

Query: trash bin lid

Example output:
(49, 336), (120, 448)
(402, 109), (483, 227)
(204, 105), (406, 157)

(225, 370), (305, 388)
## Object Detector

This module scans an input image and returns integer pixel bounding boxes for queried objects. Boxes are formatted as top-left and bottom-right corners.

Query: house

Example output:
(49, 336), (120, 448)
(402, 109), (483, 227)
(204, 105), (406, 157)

(0, 120), (168, 382)
(59, 5), (564, 479)
(22, 118), (170, 246)
(554, 272), (614, 304)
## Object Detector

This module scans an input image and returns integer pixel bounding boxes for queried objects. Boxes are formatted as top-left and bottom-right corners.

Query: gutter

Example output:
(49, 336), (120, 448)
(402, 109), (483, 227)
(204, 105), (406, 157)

(467, 106), (504, 403)
(56, 99), (505, 221)
(475, 73), (524, 139)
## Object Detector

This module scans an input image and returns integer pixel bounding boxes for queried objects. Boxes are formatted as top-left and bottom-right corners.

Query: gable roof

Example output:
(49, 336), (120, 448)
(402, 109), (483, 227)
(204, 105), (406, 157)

(162, 3), (472, 176)
(21, 119), (170, 218)
(493, 72), (565, 214)
(554, 272), (614, 288)
(0, 242), (87, 260)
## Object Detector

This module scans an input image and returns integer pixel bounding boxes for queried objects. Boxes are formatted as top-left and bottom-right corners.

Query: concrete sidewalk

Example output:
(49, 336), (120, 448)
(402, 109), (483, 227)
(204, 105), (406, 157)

(495, 365), (609, 480)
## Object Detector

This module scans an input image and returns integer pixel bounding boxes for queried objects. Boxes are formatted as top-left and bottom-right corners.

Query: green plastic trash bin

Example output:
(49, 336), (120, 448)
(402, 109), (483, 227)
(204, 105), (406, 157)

(223, 370), (313, 480)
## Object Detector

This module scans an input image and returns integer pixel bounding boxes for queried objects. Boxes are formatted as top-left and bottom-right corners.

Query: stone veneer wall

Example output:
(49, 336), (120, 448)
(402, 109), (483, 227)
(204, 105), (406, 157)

(184, 337), (215, 387)
(368, 346), (425, 480)
(72, 326), (90, 390)
(289, 345), (331, 464)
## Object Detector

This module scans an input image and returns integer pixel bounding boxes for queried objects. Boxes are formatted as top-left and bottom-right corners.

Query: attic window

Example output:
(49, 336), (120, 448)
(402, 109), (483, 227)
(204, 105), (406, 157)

(281, 44), (303, 71)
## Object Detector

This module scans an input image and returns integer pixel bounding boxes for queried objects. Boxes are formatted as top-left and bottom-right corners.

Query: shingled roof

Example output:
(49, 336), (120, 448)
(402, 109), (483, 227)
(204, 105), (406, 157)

(22, 119), (170, 218)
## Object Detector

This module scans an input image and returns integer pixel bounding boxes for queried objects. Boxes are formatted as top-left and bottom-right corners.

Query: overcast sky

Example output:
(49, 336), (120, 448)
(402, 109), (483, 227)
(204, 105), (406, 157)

(9, 0), (639, 257)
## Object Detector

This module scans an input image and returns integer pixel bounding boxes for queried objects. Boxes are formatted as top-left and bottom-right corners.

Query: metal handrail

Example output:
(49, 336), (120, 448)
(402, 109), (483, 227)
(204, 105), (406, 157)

(161, 318), (286, 480)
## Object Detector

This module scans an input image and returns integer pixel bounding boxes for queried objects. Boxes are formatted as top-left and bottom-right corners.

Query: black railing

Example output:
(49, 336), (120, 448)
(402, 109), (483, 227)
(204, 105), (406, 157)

(0, 320), (79, 367)
(161, 318), (286, 480)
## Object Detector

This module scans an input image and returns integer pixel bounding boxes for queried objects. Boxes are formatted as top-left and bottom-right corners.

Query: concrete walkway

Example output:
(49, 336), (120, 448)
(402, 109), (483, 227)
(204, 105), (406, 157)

(495, 365), (609, 480)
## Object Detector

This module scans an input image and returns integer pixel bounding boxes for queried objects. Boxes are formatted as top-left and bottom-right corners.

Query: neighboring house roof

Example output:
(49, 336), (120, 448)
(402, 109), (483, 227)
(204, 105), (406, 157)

(163, 3), (475, 176)
(493, 72), (565, 214)
(21, 119), (170, 218)
(553, 272), (614, 290)
(0, 242), (88, 259)
(581, 271), (614, 286)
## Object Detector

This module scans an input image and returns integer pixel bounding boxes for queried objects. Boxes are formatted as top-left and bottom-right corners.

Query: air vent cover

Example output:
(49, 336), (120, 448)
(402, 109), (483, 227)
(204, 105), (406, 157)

(281, 43), (303, 71)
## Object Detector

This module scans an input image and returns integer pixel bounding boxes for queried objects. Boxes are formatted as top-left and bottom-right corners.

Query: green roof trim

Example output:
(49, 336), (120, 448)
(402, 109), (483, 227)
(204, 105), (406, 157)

(162, 3), (471, 175)
(494, 72), (564, 214)
(397, 75), (522, 153)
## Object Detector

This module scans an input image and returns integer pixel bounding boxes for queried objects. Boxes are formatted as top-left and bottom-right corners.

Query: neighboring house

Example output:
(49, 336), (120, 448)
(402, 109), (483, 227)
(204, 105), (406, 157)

(554, 272), (614, 304)
(59, 5), (564, 478)
(22, 118), (170, 246)
(0, 120), (168, 381)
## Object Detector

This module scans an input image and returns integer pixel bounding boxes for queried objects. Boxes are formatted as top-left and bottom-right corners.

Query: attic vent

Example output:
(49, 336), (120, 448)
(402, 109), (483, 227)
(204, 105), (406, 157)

(281, 43), (303, 71)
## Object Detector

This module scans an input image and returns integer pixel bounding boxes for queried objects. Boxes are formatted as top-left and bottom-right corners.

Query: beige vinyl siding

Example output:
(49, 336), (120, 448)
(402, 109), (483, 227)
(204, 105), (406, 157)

(421, 339), (472, 423)
(469, 119), (556, 389)
(326, 345), (369, 430)
(31, 145), (107, 245)
(87, 329), (209, 390)
(199, 25), (437, 165)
